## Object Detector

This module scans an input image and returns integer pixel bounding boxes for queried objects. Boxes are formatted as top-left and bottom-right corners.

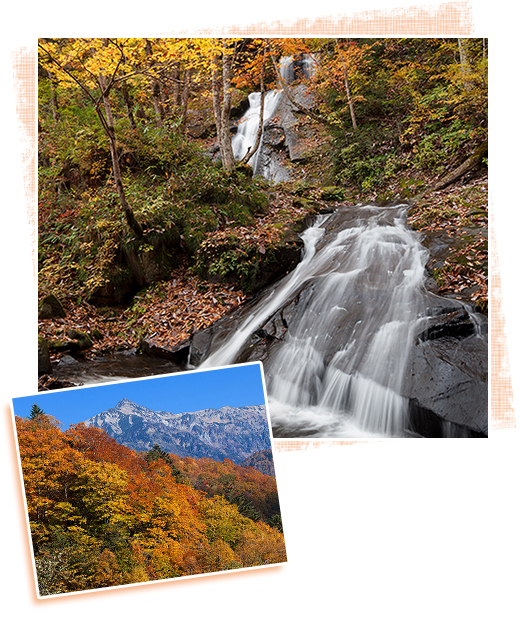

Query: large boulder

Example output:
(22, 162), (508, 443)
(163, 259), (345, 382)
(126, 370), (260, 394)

(405, 307), (488, 437)
(194, 234), (304, 294)
(87, 265), (135, 306)
(122, 230), (180, 288)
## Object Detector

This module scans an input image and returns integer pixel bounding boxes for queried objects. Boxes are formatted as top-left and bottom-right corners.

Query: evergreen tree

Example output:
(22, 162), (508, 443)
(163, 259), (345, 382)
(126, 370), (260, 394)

(144, 443), (189, 484)
(29, 404), (45, 420)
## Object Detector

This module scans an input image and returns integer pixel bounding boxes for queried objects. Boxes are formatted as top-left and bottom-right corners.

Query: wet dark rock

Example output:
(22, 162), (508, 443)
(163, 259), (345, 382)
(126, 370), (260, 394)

(38, 336), (52, 376)
(57, 354), (79, 366)
(139, 337), (191, 365)
(417, 307), (477, 341)
(406, 332), (488, 437)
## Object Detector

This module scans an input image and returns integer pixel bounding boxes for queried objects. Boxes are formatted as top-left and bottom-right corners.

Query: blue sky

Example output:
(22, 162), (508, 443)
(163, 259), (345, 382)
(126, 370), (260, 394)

(12, 363), (266, 429)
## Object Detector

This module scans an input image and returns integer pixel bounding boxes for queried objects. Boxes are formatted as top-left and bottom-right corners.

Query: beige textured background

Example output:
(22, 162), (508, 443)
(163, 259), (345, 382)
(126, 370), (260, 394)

(1, 1), (518, 613)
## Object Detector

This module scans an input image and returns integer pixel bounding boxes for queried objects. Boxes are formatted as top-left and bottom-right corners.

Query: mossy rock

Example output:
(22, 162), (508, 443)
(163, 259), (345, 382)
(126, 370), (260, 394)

(47, 338), (72, 353)
(320, 186), (347, 202)
(66, 328), (93, 350)
(196, 237), (303, 293)
(122, 230), (180, 288)
(38, 294), (66, 319)
(87, 265), (135, 306)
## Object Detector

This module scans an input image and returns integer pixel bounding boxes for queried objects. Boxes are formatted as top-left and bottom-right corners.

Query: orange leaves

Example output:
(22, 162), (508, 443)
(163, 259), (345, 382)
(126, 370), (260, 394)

(408, 177), (488, 309)
(16, 413), (286, 594)
(16, 416), (81, 520)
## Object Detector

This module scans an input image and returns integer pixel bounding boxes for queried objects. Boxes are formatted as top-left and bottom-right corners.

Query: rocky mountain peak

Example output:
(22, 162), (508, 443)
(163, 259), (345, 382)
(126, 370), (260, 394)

(84, 399), (270, 463)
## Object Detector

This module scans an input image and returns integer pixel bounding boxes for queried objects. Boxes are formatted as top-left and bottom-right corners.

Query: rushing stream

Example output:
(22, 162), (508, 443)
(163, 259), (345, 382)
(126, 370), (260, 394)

(53, 201), (487, 439)
(197, 202), (486, 438)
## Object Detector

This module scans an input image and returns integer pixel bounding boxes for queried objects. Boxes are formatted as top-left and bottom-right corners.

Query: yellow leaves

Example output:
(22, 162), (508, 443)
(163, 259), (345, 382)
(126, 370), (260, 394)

(40, 38), (147, 92)
(234, 523), (287, 567)
(201, 494), (256, 546)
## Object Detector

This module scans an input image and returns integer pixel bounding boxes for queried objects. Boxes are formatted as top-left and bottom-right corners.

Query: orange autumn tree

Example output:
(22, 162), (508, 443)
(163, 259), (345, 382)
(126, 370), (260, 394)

(15, 414), (286, 596)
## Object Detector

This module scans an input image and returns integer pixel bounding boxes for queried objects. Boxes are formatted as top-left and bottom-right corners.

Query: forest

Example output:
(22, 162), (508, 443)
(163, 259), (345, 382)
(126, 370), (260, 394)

(15, 408), (286, 596)
(37, 37), (488, 376)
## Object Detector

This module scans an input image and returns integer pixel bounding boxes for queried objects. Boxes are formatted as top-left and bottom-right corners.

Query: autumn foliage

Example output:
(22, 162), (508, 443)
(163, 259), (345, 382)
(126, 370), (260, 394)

(15, 415), (286, 596)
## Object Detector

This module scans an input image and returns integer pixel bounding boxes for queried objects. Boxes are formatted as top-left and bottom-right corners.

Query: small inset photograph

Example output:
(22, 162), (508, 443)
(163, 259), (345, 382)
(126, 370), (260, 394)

(12, 362), (286, 598)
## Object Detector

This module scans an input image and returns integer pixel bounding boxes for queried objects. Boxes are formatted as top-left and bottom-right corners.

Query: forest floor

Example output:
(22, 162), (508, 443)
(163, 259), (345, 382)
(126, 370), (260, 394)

(38, 171), (488, 375)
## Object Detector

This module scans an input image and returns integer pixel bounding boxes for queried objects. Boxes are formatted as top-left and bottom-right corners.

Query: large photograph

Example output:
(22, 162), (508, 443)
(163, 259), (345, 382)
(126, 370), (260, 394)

(37, 38), (488, 438)
(12, 363), (286, 597)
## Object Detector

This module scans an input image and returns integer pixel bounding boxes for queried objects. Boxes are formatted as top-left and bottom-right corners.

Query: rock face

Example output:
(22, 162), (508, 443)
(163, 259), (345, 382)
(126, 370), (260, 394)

(253, 84), (317, 182)
(38, 294), (66, 319)
(405, 308), (488, 437)
(185, 287), (487, 437)
(38, 336), (52, 376)
(84, 398), (271, 462)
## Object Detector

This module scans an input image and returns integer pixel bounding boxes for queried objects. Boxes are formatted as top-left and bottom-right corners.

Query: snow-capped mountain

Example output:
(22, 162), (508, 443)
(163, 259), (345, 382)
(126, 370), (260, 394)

(84, 398), (271, 463)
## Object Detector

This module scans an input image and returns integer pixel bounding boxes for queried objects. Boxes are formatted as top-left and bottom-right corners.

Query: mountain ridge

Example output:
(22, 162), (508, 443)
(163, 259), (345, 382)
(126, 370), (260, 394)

(84, 398), (271, 463)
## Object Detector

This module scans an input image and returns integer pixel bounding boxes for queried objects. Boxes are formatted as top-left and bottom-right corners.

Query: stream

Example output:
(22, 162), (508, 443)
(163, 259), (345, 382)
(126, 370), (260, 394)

(53, 201), (487, 439)
(193, 202), (487, 438)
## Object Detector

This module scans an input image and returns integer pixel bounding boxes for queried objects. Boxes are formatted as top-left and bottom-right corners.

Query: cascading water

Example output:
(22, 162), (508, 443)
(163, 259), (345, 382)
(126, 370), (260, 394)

(49, 53), (485, 438)
(200, 202), (485, 438)
(232, 89), (283, 175)
(232, 54), (316, 178)
(279, 54), (317, 83)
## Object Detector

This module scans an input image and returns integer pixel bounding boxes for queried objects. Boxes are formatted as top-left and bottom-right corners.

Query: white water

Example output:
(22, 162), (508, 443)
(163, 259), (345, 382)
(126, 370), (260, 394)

(232, 89), (283, 174)
(279, 54), (317, 84)
(202, 203), (435, 438)
(232, 54), (316, 176)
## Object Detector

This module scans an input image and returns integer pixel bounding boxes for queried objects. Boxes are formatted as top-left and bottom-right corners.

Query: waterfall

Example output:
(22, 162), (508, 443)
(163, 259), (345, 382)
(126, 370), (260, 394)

(232, 89), (283, 175)
(200, 202), (477, 438)
(200, 221), (326, 370)
(279, 54), (317, 83)
(232, 54), (316, 177)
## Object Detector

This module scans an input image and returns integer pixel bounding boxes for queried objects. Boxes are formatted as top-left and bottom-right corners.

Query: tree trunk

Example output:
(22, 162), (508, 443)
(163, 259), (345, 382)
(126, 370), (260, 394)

(178, 67), (192, 135)
(421, 140), (487, 195)
(145, 40), (165, 128)
(121, 82), (137, 131)
(458, 38), (471, 91)
(211, 43), (236, 172)
(335, 40), (358, 132)
(171, 62), (181, 107)
(98, 74), (143, 237)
